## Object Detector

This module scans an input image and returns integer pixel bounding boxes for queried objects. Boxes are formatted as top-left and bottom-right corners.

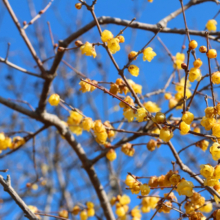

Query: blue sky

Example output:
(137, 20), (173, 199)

(0, 0), (220, 219)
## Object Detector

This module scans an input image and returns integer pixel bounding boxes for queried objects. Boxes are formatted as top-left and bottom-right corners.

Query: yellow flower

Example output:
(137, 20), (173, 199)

(193, 58), (203, 68)
(213, 123), (220, 138)
(48, 94), (60, 106)
(200, 116), (216, 130)
(182, 111), (194, 125)
(121, 143), (135, 157)
(58, 210), (68, 218)
(93, 120), (106, 133)
(205, 107), (215, 118)
(87, 208), (95, 217)
(174, 53), (185, 69)
(107, 38), (120, 54)
(128, 51), (138, 60)
(119, 96), (135, 109)
(184, 201), (195, 214)
(159, 127), (173, 142)
(125, 174), (136, 187)
(109, 83), (120, 95)
(131, 206), (141, 218)
(95, 131), (108, 144)
(131, 181), (140, 194)
(147, 139), (157, 151)
(169, 98), (178, 109)
(72, 206), (80, 215)
(207, 49), (217, 59)
(212, 71), (220, 84)
(196, 140), (209, 151)
(106, 149), (117, 161)
(210, 142), (220, 161)
(132, 83), (142, 94)
(80, 210), (88, 220)
(190, 192), (205, 207)
(135, 107), (148, 122)
(204, 177), (219, 186)
(143, 101), (160, 113)
(189, 40), (198, 49)
(189, 67), (201, 82)
(119, 195), (131, 205)
(123, 108), (136, 122)
(67, 111), (83, 126)
(128, 65), (139, 77)
(214, 165), (220, 179)
(199, 203), (213, 213)
(69, 125), (83, 136)
(164, 93), (172, 100)
(79, 79), (96, 93)
(115, 206), (126, 217)
(176, 179), (194, 197)
(143, 47), (156, 62)
(206, 19), (217, 31)
(80, 42), (96, 58)
(101, 30), (114, 42)
(180, 121), (190, 135)
(157, 201), (172, 214)
(169, 174), (181, 186)
(82, 117), (94, 132)
(200, 164), (214, 178)
(117, 35), (125, 43)
(140, 184), (150, 196)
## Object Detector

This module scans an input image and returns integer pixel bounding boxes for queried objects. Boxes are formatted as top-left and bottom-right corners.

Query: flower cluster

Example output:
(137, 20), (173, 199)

(121, 143), (135, 156)
(101, 30), (124, 54)
(79, 79), (97, 93)
(72, 202), (95, 220)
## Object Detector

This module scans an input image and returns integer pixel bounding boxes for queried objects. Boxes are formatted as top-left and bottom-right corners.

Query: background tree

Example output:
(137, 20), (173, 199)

(0, 0), (220, 220)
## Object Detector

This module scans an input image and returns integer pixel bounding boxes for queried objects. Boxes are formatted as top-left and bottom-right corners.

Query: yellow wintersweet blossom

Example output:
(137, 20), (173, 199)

(80, 210), (88, 220)
(127, 79), (142, 94)
(67, 111), (83, 126)
(143, 47), (156, 62)
(69, 125), (83, 136)
(176, 179), (194, 197)
(128, 65), (139, 77)
(212, 71), (220, 84)
(79, 79), (96, 93)
(204, 177), (219, 187)
(143, 101), (160, 113)
(175, 77), (191, 92)
(140, 184), (150, 196)
(199, 203), (213, 213)
(107, 38), (120, 54)
(123, 108), (136, 122)
(212, 123), (220, 138)
(135, 107), (148, 122)
(206, 19), (217, 31)
(196, 140), (209, 151)
(210, 142), (220, 161)
(200, 116), (216, 130)
(159, 127), (173, 142)
(189, 67), (201, 82)
(200, 164), (214, 178)
(173, 53), (185, 69)
(119, 195), (131, 205)
(48, 94), (60, 106)
(131, 206), (141, 219)
(182, 111), (194, 125)
(80, 42), (97, 58)
(180, 121), (190, 135)
(125, 174), (136, 187)
(81, 117), (94, 132)
(101, 30), (114, 42)
(106, 149), (117, 161)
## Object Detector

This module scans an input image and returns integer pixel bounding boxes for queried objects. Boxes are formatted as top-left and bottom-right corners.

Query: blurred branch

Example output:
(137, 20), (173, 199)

(2, 0), (45, 74)
(0, 175), (40, 220)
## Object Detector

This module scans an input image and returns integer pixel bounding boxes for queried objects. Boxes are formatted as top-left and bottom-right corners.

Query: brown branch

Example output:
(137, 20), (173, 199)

(2, 0), (45, 74)
(0, 58), (45, 79)
(0, 97), (115, 220)
(0, 175), (40, 220)
(23, 0), (54, 30)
